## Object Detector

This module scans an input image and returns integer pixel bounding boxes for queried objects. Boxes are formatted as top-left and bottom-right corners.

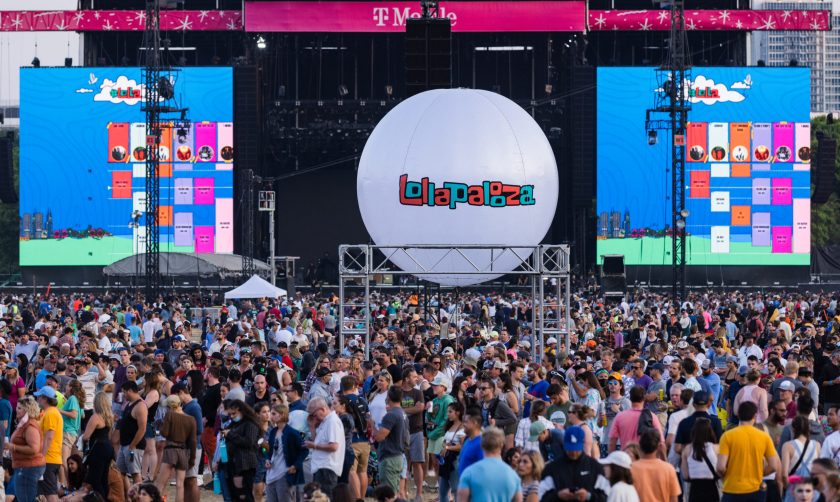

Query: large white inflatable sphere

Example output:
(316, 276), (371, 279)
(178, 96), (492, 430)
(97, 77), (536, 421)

(357, 88), (559, 286)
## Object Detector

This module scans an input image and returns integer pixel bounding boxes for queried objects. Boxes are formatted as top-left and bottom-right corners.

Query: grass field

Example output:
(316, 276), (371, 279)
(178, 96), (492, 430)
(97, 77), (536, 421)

(20, 237), (194, 266)
(596, 235), (810, 266)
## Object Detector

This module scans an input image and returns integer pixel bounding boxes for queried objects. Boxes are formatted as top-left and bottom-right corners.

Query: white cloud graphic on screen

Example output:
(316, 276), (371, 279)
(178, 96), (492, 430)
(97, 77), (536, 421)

(75, 88), (93, 94)
(687, 75), (745, 105)
(93, 76), (147, 106)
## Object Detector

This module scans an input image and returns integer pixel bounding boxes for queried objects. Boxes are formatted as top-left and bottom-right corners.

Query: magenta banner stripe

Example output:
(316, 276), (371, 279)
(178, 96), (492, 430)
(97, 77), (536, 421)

(0, 8), (829, 32)
(246, 1), (586, 33)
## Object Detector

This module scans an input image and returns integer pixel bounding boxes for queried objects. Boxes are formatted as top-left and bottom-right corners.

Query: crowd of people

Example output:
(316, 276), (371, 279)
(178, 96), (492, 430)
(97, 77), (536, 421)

(0, 288), (837, 502)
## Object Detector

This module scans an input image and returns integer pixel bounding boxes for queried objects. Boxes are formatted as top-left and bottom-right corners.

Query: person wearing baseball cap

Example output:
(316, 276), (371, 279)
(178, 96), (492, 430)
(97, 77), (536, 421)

(426, 374), (455, 469)
(540, 425), (607, 500)
(309, 367), (333, 406)
(673, 390), (724, 453)
(598, 451), (638, 500)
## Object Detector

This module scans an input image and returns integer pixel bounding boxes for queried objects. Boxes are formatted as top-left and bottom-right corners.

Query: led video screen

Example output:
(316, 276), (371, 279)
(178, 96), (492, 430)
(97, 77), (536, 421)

(19, 67), (234, 266)
(597, 67), (811, 266)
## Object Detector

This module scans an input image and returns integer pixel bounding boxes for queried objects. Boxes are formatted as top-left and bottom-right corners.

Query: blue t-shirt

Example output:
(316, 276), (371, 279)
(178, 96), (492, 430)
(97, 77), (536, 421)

(128, 325), (143, 345)
(458, 457), (521, 502)
(458, 435), (484, 476)
(183, 399), (204, 440)
(523, 380), (550, 417)
(0, 398), (11, 438)
(35, 369), (53, 391)
(699, 372), (722, 407)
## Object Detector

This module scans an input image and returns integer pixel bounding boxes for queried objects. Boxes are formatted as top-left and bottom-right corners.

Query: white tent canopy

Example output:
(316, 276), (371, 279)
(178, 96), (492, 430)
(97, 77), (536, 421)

(224, 275), (287, 300)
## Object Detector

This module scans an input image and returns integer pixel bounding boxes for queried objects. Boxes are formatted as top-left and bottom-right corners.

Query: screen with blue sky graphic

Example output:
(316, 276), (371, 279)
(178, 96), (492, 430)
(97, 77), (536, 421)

(597, 67), (811, 266)
(19, 67), (233, 266)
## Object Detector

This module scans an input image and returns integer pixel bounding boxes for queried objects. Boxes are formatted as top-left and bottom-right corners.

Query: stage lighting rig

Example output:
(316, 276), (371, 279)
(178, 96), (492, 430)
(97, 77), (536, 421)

(644, 0), (691, 301)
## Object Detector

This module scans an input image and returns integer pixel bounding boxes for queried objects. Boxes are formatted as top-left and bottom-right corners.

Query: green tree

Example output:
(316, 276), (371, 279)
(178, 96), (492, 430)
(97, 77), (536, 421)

(0, 138), (20, 274)
(810, 116), (840, 247)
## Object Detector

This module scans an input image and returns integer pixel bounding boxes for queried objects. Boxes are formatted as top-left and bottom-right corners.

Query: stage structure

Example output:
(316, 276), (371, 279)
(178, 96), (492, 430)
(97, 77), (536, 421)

(140, 0), (190, 296)
(338, 244), (571, 361)
(645, 0), (691, 301)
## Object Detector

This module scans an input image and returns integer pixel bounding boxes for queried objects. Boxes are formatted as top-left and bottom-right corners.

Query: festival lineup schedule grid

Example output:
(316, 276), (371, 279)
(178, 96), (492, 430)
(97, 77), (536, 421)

(107, 121), (234, 254)
(685, 121), (810, 255)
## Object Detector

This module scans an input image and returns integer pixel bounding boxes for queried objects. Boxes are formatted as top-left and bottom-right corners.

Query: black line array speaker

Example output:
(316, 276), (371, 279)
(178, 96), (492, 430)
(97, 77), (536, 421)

(569, 66), (595, 207)
(233, 66), (261, 256)
(233, 66), (261, 174)
(405, 18), (452, 97)
(0, 137), (16, 204)
(813, 136), (837, 204)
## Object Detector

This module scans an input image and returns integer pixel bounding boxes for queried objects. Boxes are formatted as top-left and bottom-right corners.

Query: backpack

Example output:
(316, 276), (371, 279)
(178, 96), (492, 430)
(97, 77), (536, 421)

(346, 394), (370, 438)
(748, 318), (758, 333)
(636, 408), (657, 439)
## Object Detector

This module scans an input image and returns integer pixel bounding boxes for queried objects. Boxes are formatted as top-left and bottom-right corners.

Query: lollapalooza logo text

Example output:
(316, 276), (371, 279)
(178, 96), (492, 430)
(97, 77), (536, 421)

(109, 87), (142, 99)
(399, 174), (535, 209)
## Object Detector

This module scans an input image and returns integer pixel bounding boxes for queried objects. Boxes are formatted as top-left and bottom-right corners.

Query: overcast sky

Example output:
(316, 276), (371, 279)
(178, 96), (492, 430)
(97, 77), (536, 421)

(0, 0), (81, 106)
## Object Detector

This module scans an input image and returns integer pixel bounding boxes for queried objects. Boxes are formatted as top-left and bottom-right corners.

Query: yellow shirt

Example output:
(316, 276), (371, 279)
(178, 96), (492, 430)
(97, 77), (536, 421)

(719, 424), (777, 494)
(40, 406), (64, 465)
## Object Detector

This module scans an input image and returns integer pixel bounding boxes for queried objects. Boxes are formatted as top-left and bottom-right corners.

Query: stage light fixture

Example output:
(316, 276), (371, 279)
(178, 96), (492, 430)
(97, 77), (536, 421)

(64, 57), (72, 67)
(158, 77), (175, 100)
(544, 84), (553, 95)
(256, 36), (267, 50)
(647, 130), (658, 145)
(338, 85), (349, 97)
(31, 57), (40, 68)
(676, 219), (686, 230)
(385, 85), (394, 97)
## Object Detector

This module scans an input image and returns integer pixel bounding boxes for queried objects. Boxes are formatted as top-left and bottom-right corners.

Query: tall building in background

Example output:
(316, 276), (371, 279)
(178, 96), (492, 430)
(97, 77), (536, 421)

(751, 0), (840, 113)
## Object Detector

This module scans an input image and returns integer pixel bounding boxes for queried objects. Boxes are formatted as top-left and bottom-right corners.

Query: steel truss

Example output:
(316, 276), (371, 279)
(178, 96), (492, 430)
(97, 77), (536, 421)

(338, 244), (572, 361)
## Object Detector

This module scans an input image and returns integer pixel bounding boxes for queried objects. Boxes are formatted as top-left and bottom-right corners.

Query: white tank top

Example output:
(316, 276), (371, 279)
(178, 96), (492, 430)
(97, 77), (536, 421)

(686, 443), (718, 480)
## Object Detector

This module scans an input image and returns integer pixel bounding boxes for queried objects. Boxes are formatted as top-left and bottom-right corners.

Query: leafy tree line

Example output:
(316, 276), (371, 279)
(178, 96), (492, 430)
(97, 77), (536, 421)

(810, 116), (840, 247)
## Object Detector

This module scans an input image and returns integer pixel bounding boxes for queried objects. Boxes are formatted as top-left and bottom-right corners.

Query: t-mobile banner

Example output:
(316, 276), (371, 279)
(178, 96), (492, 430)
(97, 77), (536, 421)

(245, 1), (586, 32)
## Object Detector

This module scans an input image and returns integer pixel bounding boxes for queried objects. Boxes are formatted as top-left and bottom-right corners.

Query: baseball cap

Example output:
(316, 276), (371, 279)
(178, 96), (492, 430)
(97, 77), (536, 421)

(546, 337), (558, 345)
(692, 391), (710, 405)
(701, 359), (711, 370)
(676, 340), (689, 349)
(430, 374), (449, 387)
(738, 365), (748, 376)
(726, 355), (739, 364)
(34, 386), (56, 400)
(174, 335), (186, 341)
(564, 426), (586, 452)
(441, 347), (455, 356)
(315, 367), (333, 377)
(599, 450), (633, 470)
(779, 380), (796, 391)
(519, 340), (531, 350)
(548, 370), (564, 381)
(651, 363), (666, 372)
(528, 421), (548, 441)
(549, 411), (567, 426)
